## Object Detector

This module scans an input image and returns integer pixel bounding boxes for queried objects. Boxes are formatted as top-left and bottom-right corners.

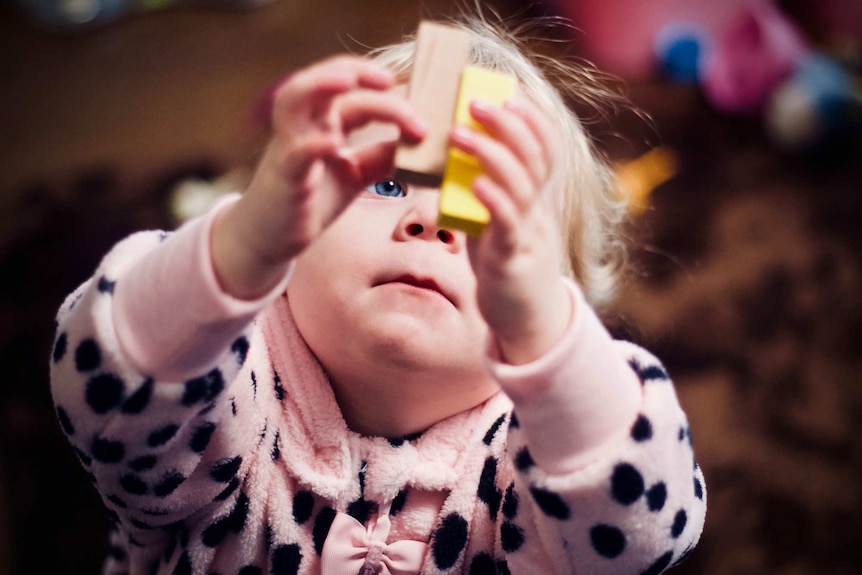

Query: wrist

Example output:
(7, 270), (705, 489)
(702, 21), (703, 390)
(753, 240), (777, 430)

(493, 279), (572, 365)
(211, 200), (292, 301)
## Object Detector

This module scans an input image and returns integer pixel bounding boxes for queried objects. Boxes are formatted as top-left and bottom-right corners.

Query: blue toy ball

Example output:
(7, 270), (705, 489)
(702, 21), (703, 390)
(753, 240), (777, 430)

(654, 23), (710, 84)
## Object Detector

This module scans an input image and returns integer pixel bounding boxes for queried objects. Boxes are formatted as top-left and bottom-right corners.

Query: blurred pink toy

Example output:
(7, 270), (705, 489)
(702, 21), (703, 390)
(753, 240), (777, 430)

(700, 2), (809, 115)
(554, 0), (756, 79)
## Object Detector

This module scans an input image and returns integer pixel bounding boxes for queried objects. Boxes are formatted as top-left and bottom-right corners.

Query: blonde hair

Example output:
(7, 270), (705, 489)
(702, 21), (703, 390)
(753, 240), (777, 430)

(368, 13), (631, 309)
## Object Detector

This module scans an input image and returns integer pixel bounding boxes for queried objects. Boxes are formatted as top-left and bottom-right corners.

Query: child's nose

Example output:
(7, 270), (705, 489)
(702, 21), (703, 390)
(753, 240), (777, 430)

(397, 191), (457, 246)
(404, 222), (455, 244)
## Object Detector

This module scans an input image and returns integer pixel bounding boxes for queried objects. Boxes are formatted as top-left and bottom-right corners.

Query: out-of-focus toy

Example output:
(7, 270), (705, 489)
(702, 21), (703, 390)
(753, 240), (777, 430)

(169, 166), (251, 225)
(766, 53), (862, 152)
(552, 0), (861, 154)
(13, 0), (277, 30)
(614, 147), (679, 215)
(697, 1), (809, 115)
(556, 0), (755, 81)
(15, 0), (132, 29)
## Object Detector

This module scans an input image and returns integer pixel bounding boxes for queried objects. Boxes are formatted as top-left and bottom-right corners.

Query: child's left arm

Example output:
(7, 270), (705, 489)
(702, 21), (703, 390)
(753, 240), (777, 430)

(449, 96), (571, 366)
(452, 98), (705, 573)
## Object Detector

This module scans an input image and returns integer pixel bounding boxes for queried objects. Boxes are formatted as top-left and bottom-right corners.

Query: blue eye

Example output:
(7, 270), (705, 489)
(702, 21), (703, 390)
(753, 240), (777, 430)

(367, 180), (405, 198)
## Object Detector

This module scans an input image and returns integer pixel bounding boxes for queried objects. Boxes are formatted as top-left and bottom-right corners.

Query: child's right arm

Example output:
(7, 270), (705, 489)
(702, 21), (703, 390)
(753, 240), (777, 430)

(49, 55), (425, 531)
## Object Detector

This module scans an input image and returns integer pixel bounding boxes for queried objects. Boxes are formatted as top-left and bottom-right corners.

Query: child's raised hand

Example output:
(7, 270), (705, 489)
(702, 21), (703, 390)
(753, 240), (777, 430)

(449, 97), (572, 365)
(213, 56), (426, 299)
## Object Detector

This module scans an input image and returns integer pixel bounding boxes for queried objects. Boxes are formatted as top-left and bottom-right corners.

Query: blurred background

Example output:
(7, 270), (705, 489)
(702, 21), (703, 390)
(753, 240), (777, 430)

(0, 1), (860, 574)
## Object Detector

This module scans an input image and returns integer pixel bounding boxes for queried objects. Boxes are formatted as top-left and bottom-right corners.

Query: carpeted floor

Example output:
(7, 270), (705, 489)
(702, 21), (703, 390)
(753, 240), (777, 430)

(608, 110), (862, 575)
(1, 2), (860, 574)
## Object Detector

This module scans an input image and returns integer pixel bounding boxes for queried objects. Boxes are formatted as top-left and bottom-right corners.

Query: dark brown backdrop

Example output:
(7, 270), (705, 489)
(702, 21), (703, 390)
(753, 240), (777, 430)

(1, 1), (859, 574)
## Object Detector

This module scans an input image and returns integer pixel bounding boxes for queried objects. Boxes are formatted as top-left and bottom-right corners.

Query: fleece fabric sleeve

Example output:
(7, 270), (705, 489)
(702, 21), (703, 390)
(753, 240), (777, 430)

(48, 198), (289, 546)
(113, 193), (292, 382)
(487, 279), (643, 475)
(487, 280), (706, 575)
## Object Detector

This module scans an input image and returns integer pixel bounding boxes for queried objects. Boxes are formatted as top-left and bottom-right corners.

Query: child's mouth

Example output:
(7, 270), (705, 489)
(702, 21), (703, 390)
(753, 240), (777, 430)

(385, 274), (454, 305)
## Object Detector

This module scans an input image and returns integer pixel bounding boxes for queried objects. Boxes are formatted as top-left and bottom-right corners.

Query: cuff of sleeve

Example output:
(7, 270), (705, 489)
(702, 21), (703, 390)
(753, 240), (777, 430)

(486, 278), (643, 474)
(113, 193), (293, 380)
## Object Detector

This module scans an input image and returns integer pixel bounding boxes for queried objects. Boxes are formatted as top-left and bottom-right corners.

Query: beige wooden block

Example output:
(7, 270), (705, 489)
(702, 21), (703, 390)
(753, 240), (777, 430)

(394, 21), (471, 187)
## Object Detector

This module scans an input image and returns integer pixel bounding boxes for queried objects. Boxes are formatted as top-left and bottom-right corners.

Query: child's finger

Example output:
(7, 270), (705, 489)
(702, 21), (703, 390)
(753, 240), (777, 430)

(337, 91), (427, 141)
(471, 174), (520, 250)
(469, 98), (551, 189)
(336, 139), (398, 186)
(503, 97), (555, 164)
(449, 125), (535, 211)
(273, 56), (396, 122)
(294, 55), (395, 95)
(280, 134), (342, 185)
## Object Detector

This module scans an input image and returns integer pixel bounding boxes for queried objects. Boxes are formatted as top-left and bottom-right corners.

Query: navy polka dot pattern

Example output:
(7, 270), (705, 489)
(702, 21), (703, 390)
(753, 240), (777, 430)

(590, 524), (626, 558)
(147, 424), (179, 447)
(75, 338), (102, 371)
(231, 336), (250, 366)
(671, 509), (687, 538)
(389, 488), (408, 517)
(468, 552), (495, 574)
(92, 436), (125, 463)
(431, 513), (469, 570)
(499, 521), (525, 553)
(52, 332), (67, 363)
(640, 550), (674, 575)
(631, 414), (653, 442)
(129, 455), (158, 471)
(513, 447), (534, 472)
(611, 463), (645, 505)
(477, 456), (502, 521)
(181, 369), (225, 406)
(628, 358), (669, 384)
(214, 477), (240, 502)
(292, 491), (314, 525)
(121, 378), (153, 414)
(86, 373), (126, 414)
(210, 456), (242, 483)
(270, 543), (302, 575)
(312, 507), (336, 556)
(120, 473), (147, 495)
(153, 471), (186, 497)
(48, 229), (705, 575)
(96, 275), (116, 294)
(502, 484), (518, 518)
(272, 370), (285, 402)
(482, 414), (507, 445)
(528, 486), (570, 520)
(189, 421), (215, 453)
(646, 482), (668, 512)
(201, 492), (249, 547)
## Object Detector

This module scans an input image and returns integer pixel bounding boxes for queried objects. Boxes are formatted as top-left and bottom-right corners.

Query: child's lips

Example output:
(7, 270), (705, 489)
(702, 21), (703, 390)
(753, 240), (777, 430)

(379, 274), (456, 306)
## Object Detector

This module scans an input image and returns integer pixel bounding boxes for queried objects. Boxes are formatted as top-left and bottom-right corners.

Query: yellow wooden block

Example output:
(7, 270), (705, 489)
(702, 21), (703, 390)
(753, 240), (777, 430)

(438, 66), (518, 236)
(438, 159), (486, 237)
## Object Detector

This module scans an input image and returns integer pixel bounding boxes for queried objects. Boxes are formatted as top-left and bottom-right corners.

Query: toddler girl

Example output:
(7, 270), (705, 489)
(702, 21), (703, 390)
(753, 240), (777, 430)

(50, 14), (705, 575)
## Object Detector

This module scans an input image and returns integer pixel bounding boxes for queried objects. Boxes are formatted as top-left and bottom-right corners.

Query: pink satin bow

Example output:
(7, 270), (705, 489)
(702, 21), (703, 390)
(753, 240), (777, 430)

(320, 511), (427, 575)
